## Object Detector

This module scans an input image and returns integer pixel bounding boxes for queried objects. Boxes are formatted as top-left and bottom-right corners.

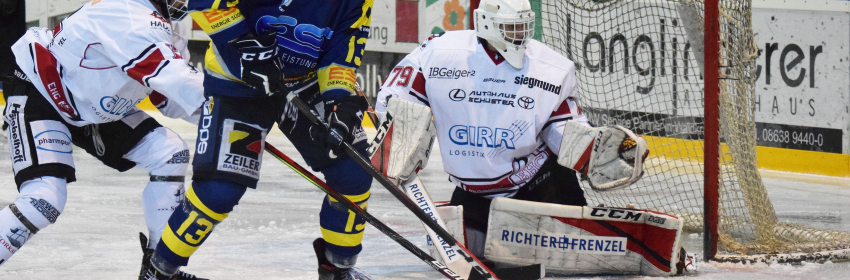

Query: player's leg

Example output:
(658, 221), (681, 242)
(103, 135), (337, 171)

(278, 92), (373, 279)
(0, 83), (75, 265)
(148, 96), (275, 278)
(69, 111), (204, 279)
(448, 154), (588, 258)
(70, 109), (190, 249)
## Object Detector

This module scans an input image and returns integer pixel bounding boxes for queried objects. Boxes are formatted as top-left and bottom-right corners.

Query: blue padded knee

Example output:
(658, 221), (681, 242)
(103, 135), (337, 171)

(322, 157), (372, 196)
(191, 179), (248, 214)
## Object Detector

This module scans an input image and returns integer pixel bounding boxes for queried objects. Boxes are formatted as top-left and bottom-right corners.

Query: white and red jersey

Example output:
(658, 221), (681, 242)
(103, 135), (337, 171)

(11, 0), (204, 126)
(376, 30), (589, 197)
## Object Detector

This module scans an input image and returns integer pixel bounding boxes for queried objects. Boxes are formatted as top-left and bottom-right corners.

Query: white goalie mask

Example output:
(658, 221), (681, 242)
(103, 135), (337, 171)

(154, 0), (189, 22)
(473, 0), (535, 68)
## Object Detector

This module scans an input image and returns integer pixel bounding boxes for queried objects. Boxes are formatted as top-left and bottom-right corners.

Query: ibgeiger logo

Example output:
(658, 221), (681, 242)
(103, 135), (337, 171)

(430, 67), (475, 79)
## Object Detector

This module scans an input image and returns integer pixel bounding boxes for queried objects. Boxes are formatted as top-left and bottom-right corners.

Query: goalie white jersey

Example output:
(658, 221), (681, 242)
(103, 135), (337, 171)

(376, 30), (589, 196)
(11, 0), (204, 127)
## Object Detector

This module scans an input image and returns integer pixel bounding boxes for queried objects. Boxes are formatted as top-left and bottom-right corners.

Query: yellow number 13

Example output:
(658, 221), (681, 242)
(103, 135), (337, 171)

(175, 211), (214, 245)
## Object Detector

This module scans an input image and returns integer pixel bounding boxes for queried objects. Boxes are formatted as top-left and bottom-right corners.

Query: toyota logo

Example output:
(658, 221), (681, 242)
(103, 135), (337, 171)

(518, 96), (535, 109)
(449, 89), (466, 101)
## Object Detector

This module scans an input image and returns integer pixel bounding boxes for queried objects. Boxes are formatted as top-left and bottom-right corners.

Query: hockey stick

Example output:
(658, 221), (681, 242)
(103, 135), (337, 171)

(286, 92), (500, 280)
(263, 143), (466, 280)
(402, 176), (545, 280)
(355, 89), (542, 279)
(403, 175), (473, 274)
(356, 88), (496, 279)
(356, 86), (475, 274)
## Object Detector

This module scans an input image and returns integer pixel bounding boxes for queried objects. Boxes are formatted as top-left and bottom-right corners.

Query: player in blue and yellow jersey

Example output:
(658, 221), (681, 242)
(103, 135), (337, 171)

(142, 0), (375, 279)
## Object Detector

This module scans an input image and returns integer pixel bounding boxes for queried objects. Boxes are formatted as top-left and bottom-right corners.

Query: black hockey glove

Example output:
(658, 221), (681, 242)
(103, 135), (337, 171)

(231, 31), (284, 96)
(321, 96), (369, 156)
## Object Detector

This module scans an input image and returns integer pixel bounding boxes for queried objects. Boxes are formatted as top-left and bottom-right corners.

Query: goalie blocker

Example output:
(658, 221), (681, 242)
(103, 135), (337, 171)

(430, 198), (684, 277)
(367, 98), (436, 185)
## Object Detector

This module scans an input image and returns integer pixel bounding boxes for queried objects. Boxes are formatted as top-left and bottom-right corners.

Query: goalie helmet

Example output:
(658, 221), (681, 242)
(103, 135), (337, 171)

(153, 0), (189, 22)
(473, 0), (535, 69)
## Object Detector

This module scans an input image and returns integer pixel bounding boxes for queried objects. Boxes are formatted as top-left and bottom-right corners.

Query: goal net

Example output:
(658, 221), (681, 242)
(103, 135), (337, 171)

(531, 0), (850, 261)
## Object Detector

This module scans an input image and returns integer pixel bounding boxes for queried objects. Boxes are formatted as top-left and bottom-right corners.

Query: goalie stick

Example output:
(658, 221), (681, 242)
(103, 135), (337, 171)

(285, 92), (501, 280)
(265, 143), (544, 279)
(263, 143), (467, 280)
(401, 176), (546, 280)
(357, 87), (544, 279)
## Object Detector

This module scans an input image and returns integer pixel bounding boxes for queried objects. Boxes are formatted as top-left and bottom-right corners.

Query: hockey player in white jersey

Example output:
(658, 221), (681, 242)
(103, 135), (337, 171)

(375, 0), (688, 276)
(0, 0), (206, 278)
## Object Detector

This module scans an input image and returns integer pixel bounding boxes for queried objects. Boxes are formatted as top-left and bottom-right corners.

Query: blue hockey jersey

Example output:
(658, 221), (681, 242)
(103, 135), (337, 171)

(188, 0), (372, 100)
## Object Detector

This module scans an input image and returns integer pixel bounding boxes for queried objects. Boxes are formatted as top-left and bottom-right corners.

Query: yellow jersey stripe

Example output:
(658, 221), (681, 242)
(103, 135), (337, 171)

(321, 227), (365, 247)
(350, 0), (374, 29)
(327, 190), (370, 203)
(162, 224), (200, 258)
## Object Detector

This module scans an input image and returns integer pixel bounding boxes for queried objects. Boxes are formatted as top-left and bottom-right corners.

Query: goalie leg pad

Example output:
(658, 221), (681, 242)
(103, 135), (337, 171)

(368, 98), (436, 185)
(483, 197), (683, 276)
(426, 205), (467, 262)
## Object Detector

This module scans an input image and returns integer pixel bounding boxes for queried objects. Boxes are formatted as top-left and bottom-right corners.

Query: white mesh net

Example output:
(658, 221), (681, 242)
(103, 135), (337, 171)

(531, 0), (850, 257)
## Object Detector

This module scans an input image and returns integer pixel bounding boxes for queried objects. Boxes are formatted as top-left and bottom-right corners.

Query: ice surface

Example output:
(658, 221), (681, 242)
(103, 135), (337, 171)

(0, 112), (847, 279)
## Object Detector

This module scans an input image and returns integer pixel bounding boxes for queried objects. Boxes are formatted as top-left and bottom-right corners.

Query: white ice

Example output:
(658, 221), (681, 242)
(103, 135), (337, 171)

(0, 112), (848, 279)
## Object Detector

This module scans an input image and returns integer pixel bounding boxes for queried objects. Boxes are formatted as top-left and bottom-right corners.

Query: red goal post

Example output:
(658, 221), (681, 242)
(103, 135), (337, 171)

(703, 0), (720, 261)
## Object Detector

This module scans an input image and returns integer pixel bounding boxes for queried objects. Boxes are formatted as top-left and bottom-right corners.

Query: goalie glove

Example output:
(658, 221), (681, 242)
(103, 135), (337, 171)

(231, 31), (284, 96)
(557, 121), (649, 191)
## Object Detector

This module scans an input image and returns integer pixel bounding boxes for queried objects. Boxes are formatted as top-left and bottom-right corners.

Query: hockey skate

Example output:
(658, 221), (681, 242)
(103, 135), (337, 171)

(139, 233), (208, 280)
(313, 238), (372, 280)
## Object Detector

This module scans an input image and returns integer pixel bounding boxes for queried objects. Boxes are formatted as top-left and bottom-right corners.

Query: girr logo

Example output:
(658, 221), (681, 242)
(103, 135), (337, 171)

(449, 125), (515, 149)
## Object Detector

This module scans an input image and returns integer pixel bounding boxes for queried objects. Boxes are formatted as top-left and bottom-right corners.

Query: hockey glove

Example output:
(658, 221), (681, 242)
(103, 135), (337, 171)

(321, 96), (369, 157)
(231, 32), (284, 96)
(557, 121), (649, 192)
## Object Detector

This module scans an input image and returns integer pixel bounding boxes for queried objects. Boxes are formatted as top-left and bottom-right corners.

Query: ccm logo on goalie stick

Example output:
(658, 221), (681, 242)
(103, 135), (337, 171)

(590, 208), (642, 222)
(366, 113), (392, 156)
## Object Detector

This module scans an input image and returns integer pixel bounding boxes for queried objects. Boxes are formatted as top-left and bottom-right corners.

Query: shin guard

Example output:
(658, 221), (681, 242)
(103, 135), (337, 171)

(156, 180), (245, 268)
(142, 177), (185, 249)
(0, 176), (67, 265)
(320, 157), (373, 267)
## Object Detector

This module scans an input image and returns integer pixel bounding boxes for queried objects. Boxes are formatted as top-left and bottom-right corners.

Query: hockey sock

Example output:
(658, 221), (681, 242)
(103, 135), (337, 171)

(0, 176), (67, 266)
(125, 126), (191, 249)
(319, 157), (373, 268)
(156, 180), (246, 269)
(142, 177), (185, 249)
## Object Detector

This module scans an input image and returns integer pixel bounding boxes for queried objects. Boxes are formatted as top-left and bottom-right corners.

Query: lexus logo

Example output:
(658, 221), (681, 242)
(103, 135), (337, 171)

(518, 96), (535, 109)
(449, 89), (466, 101)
